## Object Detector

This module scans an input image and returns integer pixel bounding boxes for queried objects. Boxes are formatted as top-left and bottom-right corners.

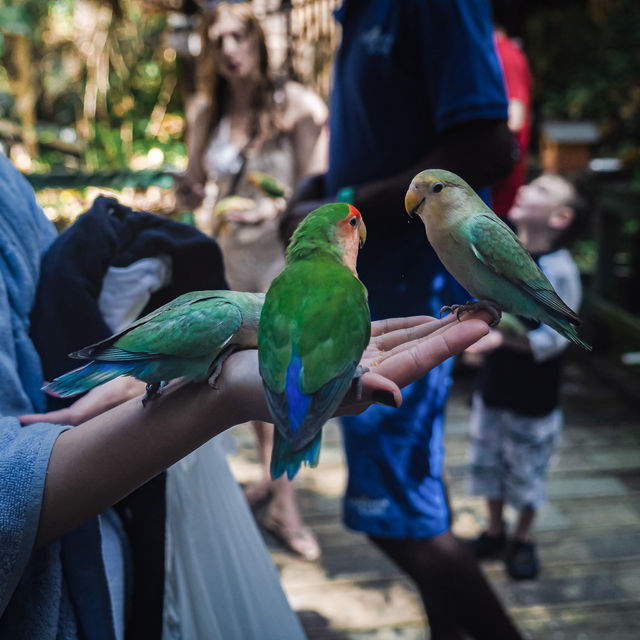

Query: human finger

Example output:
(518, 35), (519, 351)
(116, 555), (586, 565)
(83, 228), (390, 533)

(372, 318), (489, 389)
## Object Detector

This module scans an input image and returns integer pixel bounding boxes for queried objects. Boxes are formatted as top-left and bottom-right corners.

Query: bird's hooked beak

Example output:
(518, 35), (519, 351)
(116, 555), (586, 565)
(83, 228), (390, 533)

(358, 219), (367, 247)
(405, 184), (425, 219)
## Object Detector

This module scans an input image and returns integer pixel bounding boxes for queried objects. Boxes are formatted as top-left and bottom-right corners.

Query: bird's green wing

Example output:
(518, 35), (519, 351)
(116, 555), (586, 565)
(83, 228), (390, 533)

(74, 291), (243, 360)
(466, 214), (580, 323)
(259, 259), (370, 452)
(297, 268), (370, 394)
(259, 260), (370, 393)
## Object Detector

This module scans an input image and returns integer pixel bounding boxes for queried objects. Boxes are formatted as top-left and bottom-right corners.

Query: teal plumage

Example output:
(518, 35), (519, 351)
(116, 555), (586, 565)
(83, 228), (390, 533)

(44, 290), (264, 400)
(405, 169), (591, 350)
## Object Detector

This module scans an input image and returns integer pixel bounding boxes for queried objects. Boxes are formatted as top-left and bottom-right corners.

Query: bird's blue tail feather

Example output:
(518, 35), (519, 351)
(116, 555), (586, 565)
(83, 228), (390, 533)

(43, 361), (137, 398)
(270, 429), (322, 480)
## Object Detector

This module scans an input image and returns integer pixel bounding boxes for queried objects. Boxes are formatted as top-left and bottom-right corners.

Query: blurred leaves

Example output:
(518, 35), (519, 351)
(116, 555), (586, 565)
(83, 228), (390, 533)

(526, 0), (640, 167)
(0, 0), (186, 171)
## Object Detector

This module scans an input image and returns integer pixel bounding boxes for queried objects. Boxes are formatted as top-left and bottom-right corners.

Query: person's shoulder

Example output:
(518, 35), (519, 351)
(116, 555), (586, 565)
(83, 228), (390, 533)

(282, 81), (328, 125)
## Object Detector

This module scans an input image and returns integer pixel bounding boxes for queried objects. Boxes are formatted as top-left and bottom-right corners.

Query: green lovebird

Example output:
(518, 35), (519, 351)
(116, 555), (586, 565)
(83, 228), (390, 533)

(405, 169), (591, 350)
(247, 170), (290, 199)
(43, 290), (265, 404)
(258, 203), (371, 480)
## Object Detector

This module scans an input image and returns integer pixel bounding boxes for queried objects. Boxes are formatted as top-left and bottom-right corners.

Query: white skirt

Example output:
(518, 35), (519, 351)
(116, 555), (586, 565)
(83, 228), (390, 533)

(163, 436), (306, 640)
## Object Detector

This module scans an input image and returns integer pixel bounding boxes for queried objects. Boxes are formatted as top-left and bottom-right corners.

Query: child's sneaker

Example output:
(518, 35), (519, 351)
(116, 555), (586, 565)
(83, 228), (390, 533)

(466, 531), (507, 559)
(506, 539), (539, 580)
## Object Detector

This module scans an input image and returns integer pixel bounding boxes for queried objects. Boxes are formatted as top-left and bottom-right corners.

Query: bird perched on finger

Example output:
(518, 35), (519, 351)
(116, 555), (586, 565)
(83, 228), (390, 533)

(43, 290), (265, 405)
(405, 169), (591, 350)
(258, 203), (371, 480)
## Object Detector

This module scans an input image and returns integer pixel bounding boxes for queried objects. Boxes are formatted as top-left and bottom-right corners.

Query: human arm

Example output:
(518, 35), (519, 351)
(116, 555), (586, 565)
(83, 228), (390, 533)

(281, 118), (514, 242)
(282, 1), (514, 241)
(175, 92), (212, 210)
(349, 118), (515, 227)
(33, 311), (490, 548)
(285, 82), (329, 182)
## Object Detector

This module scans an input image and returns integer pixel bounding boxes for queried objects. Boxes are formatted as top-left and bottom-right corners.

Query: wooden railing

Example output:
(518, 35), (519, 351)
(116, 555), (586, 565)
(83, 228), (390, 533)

(582, 181), (640, 346)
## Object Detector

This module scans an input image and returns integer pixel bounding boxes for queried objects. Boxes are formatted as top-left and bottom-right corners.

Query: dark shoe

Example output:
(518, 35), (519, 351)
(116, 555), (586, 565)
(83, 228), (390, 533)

(506, 539), (539, 580)
(466, 531), (507, 560)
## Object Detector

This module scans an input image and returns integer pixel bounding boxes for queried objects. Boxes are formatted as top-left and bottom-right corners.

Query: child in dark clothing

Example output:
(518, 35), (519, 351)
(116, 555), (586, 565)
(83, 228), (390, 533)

(465, 173), (587, 580)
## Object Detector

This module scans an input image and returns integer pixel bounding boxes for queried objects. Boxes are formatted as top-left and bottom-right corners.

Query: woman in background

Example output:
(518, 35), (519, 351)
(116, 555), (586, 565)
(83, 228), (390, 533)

(177, 1), (328, 561)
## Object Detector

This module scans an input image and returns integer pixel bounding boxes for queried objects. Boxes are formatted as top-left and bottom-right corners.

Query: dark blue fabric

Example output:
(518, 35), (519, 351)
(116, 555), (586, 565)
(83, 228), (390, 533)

(331, 0), (508, 537)
(30, 196), (228, 639)
(327, 0), (506, 319)
(327, 0), (507, 194)
(31, 195), (228, 411)
(342, 358), (455, 538)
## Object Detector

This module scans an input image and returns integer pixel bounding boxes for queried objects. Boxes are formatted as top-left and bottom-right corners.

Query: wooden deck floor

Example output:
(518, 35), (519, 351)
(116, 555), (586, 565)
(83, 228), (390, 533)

(227, 357), (640, 639)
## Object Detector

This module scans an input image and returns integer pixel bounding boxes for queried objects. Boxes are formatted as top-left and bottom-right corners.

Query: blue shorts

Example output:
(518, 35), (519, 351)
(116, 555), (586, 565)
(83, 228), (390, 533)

(340, 357), (455, 539)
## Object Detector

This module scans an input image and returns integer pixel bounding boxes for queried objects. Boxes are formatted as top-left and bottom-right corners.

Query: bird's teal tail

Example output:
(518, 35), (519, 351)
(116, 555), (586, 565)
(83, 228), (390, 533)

(43, 361), (136, 398)
(548, 316), (592, 351)
(270, 429), (322, 480)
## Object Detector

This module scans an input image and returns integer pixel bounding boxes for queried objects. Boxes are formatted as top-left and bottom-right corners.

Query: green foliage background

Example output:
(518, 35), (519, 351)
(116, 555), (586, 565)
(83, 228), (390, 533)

(0, 0), (186, 172)
(525, 0), (640, 167)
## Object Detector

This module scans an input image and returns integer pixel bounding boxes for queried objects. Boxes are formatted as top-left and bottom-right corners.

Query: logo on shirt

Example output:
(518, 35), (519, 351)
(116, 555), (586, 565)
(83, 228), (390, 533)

(360, 26), (393, 56)
(346, 496), (390, 516)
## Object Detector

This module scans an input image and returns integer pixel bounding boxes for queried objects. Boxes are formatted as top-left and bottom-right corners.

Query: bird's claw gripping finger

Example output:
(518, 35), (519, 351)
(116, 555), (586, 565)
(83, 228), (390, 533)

(439, 304), (462, 319)
(440, 300), (502, 327)
(207, 345), (239, 390)
(141, 380), (167, 407)
(352, 365), (369, 402)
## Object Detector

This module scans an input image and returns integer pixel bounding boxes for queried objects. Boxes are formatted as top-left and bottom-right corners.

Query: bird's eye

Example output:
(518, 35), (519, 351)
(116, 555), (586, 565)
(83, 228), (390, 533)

(432, 182), (444, 194)
(349, 216), (358, 227)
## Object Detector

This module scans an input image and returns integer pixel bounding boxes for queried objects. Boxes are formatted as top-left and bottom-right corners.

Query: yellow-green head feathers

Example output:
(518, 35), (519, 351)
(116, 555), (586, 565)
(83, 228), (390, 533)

(286, 203), (366, 273)
(405, 169), (486, 223)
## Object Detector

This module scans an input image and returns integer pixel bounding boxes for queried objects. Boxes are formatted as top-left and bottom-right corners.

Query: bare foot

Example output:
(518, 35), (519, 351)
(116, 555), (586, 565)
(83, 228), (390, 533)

(263, 480), (321, 561)
(243, 479), (273, 510)
(263, 514), (321, 562)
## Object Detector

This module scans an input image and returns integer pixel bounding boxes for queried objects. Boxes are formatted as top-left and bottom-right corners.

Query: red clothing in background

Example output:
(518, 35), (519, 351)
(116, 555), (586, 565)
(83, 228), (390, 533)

(492, 30), (533, 217)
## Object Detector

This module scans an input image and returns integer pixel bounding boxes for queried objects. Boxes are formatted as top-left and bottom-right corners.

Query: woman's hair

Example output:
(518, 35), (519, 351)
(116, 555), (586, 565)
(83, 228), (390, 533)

(196, 2), (279, 142)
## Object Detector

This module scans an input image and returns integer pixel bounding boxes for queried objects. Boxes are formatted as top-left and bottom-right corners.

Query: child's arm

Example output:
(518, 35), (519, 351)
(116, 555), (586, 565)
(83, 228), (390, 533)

(527, 251), (583, 362)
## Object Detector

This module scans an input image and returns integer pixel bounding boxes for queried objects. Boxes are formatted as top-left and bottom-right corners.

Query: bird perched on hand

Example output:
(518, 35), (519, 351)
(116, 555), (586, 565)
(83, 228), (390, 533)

(405, 169), (590, 350)
(43, 290), (265, 404)
(258, 203), (370, 480)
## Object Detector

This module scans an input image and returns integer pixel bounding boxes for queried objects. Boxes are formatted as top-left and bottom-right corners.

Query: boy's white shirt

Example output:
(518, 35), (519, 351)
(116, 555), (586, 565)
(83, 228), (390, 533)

(527, 248), (583, 363)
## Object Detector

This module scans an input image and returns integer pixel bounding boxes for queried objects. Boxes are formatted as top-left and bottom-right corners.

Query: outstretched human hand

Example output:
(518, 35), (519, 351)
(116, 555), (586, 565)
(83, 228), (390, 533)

(220, 311), (491, 424)
(340, 311), (491, 414)
(20, 377), (147, 426)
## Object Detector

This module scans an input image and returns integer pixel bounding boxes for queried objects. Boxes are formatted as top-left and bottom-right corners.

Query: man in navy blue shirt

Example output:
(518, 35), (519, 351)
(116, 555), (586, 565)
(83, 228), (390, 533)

(283, 1), (522, 637)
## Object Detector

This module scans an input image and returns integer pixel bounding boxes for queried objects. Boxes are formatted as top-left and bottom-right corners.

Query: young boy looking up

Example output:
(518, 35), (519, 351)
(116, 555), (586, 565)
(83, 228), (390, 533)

(464, 173), (587, 580)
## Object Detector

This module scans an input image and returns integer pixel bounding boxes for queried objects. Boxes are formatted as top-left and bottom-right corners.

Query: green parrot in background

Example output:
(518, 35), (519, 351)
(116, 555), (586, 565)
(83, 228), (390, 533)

(405, 169), (591, 350)
(43, 290), (265, 404)
(247, 170), (290, 199)
(258, 203), (370, 480)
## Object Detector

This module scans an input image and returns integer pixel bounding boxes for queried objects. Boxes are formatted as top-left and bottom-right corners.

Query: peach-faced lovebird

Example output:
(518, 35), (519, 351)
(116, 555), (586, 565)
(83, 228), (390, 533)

(43, 290), (265, 405)
(258, 203), (370, 480)
(405, 169), (590, 350)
